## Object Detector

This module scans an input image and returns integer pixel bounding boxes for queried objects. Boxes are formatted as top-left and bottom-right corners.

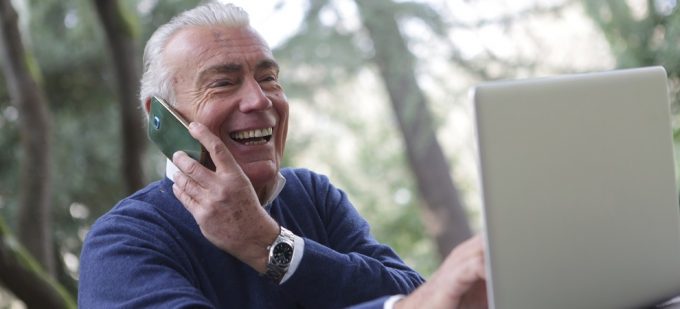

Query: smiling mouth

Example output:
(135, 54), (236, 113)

(229, 127), (273, 145)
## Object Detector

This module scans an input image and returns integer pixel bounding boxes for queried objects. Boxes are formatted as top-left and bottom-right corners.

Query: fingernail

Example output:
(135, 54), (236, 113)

(172, 151), (181, 160)
(189, 122), (198, 129)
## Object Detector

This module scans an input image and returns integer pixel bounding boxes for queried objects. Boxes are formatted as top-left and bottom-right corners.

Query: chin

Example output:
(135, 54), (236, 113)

(242, 161), (279, 191)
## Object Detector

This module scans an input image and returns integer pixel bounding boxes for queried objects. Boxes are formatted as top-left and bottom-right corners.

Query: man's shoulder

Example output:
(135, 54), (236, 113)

(126, 177), (173, 202)
(276, 167), (350, 214)
(280, 167), (315, 178)
(111, 178), (173, 214)
(90, 178), (184, 232)
(280, 167), (331, 190)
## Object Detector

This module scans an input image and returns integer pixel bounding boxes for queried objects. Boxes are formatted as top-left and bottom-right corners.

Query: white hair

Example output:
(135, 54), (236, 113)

(139, 1), (251, 109)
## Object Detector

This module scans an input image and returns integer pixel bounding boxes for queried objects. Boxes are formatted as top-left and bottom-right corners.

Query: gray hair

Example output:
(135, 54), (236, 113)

(139, 1), (251, 108)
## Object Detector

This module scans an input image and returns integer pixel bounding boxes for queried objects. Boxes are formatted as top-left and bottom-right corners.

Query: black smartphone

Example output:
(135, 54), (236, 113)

(147, 96), (210, 167)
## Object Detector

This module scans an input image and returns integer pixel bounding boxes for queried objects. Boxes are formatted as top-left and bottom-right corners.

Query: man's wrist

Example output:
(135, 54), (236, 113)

(279, 234), (304, 284)
(385, 295), (406, 309)
(263, 226), (296, 283)
(238, 219), (279, 274)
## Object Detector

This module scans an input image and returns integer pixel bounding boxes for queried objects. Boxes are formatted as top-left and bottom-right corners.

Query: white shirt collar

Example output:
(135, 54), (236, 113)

(165, 159), (286, 207)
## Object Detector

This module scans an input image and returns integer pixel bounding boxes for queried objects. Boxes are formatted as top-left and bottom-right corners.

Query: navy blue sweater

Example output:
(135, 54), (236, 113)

(79, 168), (424, 308)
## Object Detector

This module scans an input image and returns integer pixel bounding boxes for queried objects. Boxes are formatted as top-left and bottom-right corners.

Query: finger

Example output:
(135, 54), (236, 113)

(421, 250), (486, 309)
(187, 122), (240, 173)
(434, 254), (485, 306)
(446, 234), (485, 266)
(173, 170), (205, 202)
(457, 234), (484, 254)
(450, 235), (483, 257)
(172, 182), (201, 214)
(173, 150), (212, 185)
(457, 255), (486, 285)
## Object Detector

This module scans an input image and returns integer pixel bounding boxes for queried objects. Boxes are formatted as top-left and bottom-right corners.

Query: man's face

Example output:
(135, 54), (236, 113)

(163, 26), (289, 195)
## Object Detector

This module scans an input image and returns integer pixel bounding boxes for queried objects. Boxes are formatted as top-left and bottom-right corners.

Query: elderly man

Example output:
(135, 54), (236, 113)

(79, 2), (485, 308)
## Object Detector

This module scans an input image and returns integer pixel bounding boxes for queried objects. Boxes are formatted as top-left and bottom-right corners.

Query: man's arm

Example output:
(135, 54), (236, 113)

(78, 208), (214, 309)
(273, 169), (425, 308)
(171, 123), (424, 306)
(345, 235), (487, 309)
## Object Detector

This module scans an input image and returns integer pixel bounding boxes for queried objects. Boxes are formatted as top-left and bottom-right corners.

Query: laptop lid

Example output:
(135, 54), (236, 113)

(472, 66), (680, 309)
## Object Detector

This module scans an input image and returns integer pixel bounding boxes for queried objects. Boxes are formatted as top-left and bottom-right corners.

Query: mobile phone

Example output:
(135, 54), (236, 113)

(147, 96), (210, 166)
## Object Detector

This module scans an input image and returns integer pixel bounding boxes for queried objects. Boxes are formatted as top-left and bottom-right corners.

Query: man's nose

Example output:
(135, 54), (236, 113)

(239, 78), (272, 112)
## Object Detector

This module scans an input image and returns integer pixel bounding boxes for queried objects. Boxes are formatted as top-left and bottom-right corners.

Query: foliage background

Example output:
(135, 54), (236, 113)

(1, 0), (679, 306)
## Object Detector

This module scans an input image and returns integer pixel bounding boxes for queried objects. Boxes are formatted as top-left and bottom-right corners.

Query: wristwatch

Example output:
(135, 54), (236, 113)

(264, 226), (295, 284)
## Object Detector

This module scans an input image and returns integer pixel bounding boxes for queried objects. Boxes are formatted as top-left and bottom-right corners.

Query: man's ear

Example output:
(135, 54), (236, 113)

(144, 97), (152, 114)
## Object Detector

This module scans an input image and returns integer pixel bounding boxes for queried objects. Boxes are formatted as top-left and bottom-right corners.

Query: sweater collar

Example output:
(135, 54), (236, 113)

(165, 159), (286, 207)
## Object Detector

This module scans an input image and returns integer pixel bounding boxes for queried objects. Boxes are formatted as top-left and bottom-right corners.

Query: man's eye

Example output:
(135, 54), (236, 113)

(260, 75), (277, 83)
(209, 80), (233, 88)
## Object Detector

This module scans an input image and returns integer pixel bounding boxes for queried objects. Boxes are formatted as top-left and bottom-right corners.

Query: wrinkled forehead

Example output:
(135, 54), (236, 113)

(162, 26), (273, 68)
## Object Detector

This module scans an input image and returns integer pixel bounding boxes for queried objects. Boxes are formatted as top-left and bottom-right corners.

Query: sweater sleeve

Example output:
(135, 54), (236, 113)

(346, 295), (397, 309)
(78, 202), (213, 309)
(278, 170), (425, 308)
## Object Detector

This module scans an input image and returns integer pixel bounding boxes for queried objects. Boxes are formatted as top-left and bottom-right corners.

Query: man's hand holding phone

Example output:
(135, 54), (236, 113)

(171, 122), (279, 274)
(147, 96), (279, 273)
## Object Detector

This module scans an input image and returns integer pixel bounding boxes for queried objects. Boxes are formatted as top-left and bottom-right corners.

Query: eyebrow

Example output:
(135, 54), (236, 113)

(196, 63), (242, 86)
(255, 59), (280, 74)
(195, 59), (280, 86)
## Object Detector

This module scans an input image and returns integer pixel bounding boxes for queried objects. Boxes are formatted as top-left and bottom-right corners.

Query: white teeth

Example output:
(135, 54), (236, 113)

(230, 127), (273, 140)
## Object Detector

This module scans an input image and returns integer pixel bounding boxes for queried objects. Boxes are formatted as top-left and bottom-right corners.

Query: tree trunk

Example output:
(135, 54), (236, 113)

(355, 0), (472, 258)
(0, 218), (75, 309)
(0, 0), (55, 275)
(93, 0), (146, 194)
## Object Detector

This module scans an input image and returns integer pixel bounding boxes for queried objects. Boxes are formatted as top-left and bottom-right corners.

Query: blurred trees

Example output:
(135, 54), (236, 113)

(354, 0), (471, 257)
(0, 0), (678, 306)
(93, 0), (146, 194)
(0, 0), (73, 306)
(583, 0), (680, 113)
(0, 0), (55, 278)
(0, 218), (74, 308)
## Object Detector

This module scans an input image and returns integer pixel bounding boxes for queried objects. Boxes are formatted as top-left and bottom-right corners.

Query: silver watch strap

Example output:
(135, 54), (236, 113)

(264, 226), (295, 283)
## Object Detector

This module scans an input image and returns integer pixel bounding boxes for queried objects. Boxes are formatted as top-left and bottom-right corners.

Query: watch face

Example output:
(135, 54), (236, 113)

(272, 242), (293, 266)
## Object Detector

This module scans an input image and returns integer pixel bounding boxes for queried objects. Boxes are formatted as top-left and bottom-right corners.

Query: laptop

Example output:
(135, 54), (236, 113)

(472, 66), (680, 309)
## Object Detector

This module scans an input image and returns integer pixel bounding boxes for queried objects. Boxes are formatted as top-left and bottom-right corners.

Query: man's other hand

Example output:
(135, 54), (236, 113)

(396, 234), (487, 309)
